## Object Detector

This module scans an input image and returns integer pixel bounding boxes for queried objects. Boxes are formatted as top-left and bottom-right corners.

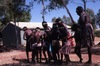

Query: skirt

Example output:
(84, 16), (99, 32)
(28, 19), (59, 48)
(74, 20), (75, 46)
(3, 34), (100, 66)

(59, 41), (71, 54)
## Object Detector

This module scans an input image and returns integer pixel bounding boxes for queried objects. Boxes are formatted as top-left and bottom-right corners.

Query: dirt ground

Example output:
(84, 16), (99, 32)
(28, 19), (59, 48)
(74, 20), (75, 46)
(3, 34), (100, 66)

(0, 37), (100, 66)
(0, 45), (100, 66)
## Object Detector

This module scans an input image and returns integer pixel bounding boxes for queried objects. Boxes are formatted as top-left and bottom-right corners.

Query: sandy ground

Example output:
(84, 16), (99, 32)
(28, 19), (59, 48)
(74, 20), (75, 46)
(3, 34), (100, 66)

(0, 45), (100, 66)
(0, 37), (100, 66)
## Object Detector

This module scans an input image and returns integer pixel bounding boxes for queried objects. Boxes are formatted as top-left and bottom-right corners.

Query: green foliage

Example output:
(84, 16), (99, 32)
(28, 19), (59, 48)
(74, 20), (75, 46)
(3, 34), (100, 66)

(95, 29), (100, 37)
(52, 17), (56, 22)
(96, 9), (100, 28)
(86, 8), (95, 19)
(18, 11), (31, 22)
(46, 0), (69, 11)
(62, 15), (73, 26)
(0, 0), (31, 28)
(8, 0), (31, 17)
(52, 15), (73, 26)
(86, 8), (96, 29)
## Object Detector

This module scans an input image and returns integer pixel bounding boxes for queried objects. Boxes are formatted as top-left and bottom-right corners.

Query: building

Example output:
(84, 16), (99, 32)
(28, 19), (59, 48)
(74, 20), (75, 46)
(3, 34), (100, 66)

(2, 23), (21, 48)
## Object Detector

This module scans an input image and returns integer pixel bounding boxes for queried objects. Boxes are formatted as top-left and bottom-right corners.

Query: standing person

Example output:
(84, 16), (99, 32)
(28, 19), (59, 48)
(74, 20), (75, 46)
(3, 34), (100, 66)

(42, 21), (52, 63)
(29, 30), (37, 63)
(23, 26), (33, 62)
(34, 27), (42, 63)
(70, 24), (83, 63)
(41, 32), (48, 63)
(76, 6), (94, 63)
(51, 22), (61, 63)
(55, 18), (71, 63)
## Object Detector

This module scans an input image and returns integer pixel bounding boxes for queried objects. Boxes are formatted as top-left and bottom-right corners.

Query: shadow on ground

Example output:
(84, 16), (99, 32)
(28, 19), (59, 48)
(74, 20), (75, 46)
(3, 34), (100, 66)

(2, 58), (100, 66)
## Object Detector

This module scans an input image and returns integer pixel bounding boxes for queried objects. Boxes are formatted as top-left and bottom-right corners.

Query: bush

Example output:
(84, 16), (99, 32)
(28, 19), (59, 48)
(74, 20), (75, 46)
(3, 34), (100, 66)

(95, 29), (100, 37)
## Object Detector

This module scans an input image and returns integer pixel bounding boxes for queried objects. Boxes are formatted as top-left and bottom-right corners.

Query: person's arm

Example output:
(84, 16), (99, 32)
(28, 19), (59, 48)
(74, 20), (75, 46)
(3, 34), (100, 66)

(23, 32), (26, 40)
(68, 36), (74, 39)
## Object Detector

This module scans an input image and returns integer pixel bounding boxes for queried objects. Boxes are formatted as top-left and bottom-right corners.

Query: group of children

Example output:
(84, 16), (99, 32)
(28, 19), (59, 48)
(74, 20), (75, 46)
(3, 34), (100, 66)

(23, 18), (73, 64)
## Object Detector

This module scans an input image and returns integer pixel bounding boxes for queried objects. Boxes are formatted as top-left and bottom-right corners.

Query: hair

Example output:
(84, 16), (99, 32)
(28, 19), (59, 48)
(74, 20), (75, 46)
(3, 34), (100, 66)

(76, 6), (84, 12)
(55, 18), (62, 23)
(23, 26), (27, 31)
(35, 27), (40, 30)
(42, 21), (47, 25)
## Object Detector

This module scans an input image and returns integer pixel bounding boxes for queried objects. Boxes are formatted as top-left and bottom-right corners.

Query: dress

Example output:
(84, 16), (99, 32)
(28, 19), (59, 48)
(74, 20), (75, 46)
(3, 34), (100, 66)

(59, 41), (71, 54)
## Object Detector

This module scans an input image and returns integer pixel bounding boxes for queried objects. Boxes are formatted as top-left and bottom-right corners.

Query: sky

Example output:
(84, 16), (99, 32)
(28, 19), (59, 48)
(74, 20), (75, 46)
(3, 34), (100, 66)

(27, 0), (100, 23)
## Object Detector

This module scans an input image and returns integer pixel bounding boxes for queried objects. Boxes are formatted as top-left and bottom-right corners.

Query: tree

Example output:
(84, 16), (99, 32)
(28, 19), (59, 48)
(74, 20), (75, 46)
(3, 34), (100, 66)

(62, 15), (72, 26)
(47, 0), (75, 24)
(33, 0), (75, 24)
(0, 0), (31, 27)
(96, 9), (100, 28)
(33, 0), (48, 21)
(0, 0), (32, 48)
(16, 11), (31, 22)
(0, 0), (11, 26)
(86, 8), (96, 28)
(70, 0), (99, 11)
(51, 15), (73, 26)
(52, 17), (56, 22)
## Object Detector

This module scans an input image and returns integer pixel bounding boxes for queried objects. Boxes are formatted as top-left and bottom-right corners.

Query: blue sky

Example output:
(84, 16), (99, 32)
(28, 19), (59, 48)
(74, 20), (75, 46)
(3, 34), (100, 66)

(28, 0), (100, 23)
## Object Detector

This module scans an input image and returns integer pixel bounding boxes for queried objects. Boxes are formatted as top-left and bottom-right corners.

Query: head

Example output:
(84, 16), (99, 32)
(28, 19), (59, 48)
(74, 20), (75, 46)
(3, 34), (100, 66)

(23, 26), (28, 31)
(52, 22), (58, 29)
(76, 6), (84, 16)
(55, 18), (63, 27)
(42, 21), (48, 28)
(35, 27), (40, 32)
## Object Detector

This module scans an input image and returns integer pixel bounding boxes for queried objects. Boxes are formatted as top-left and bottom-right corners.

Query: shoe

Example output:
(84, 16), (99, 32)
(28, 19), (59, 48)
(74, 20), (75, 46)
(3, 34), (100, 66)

(86, 60), (92, 63)
(32, 60), (35, 63)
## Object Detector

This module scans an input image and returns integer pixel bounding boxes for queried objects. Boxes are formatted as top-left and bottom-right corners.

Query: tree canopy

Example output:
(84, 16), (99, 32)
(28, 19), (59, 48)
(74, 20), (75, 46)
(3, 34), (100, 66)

(96, 9), (100, 28)
(0, 0), (31, 29)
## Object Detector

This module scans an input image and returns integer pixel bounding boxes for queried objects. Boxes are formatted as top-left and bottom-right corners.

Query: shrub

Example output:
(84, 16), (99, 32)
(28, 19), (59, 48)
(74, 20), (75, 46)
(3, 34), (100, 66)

(94, 29), (100, 37)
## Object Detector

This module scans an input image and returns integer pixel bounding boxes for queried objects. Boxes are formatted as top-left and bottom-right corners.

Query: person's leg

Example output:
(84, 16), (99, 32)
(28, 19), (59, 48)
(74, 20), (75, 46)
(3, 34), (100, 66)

(57, 52), (60, 60)
(56, 46), (60, 60)
(78, 47), (83, 63)
(64, 54), (70, 63)
(36, 47), (39, 63)
(52, 46), (57, 63)
(87, 46), (92, 63)
(47, 46), (51, 62)
(39, 47), (42, 63)
(43, 47), (48, 62)
(32, 50), (36, 63)
(26, 50), (29, 61)
(61, 53), (63, 62)
(74, 47), (82, 63)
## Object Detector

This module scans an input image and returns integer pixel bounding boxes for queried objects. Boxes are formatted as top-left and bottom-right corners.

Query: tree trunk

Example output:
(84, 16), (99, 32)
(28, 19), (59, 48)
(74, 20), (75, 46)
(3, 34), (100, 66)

(62, 0), (75, 24)
(83, 0), (86, 11)
(14, 14), (18, 48)
(42, 0), (45, 21)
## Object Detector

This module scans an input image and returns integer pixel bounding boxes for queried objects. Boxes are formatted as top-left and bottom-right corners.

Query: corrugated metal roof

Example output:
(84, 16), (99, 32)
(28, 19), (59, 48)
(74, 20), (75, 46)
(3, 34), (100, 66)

(10, 22), (71, 29)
